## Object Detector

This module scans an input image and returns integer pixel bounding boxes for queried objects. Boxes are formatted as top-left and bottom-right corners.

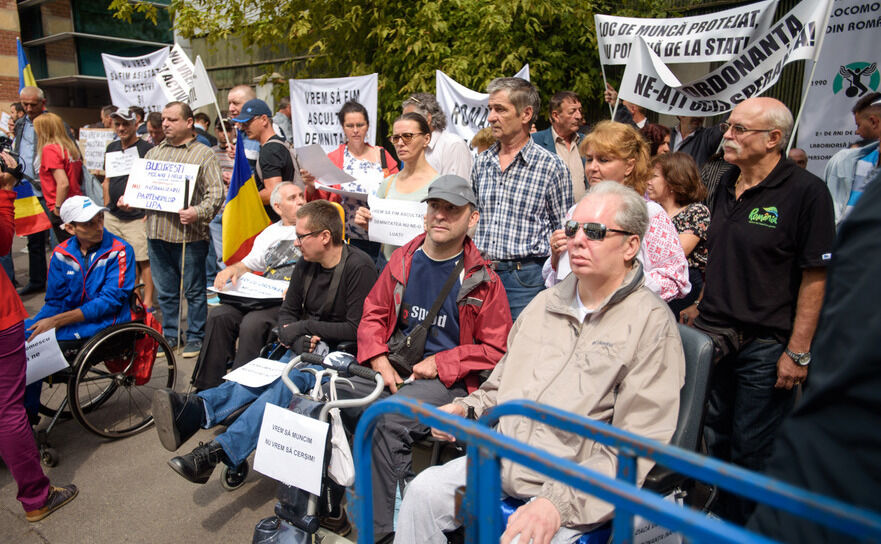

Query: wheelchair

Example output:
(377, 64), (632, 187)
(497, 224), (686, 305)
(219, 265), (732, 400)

(34, 285), (177, 466)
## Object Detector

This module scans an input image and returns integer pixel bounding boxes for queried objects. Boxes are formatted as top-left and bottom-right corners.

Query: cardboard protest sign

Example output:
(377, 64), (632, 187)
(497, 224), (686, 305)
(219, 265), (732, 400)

(79, 128), (116, 172)
(618, 0), (833, 116)
(123, 158), (199, 212)
(367, 194), (427, 246)
(104, 146), (140, 178)
(796, 0), (881, 178)
(289, 74), (378, 153)
(595, 0), (778, 65)
(436, 65), (529, 144)
(102, 48), (170, 113)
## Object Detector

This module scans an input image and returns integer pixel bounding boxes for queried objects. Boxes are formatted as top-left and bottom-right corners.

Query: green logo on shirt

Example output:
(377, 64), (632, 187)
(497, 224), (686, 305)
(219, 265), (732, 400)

(748, 206), (778, 228)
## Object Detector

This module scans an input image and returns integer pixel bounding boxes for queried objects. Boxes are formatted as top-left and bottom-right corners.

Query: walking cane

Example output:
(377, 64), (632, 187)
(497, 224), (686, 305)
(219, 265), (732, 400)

(177, 175), (191, 352)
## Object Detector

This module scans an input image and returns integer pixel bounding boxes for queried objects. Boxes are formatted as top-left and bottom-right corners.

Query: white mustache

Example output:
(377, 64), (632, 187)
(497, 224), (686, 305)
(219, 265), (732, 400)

(722, 141), (742, 153)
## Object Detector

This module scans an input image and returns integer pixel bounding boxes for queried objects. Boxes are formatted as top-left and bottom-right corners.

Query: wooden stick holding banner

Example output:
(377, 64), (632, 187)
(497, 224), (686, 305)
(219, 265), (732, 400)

(177, 175), (191, 352)
(788, 0), (834, 153)
(601, 63), (614, 117)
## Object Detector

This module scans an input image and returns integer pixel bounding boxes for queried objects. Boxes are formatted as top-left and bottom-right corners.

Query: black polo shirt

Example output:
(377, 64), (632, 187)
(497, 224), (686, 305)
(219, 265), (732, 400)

(105, 138), (153, 220)
(698, 158), (835, 341)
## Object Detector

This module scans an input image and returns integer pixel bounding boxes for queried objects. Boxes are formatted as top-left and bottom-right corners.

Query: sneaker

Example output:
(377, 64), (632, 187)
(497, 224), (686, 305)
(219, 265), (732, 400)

(168, 441), (226, 484)
(182, 341), (202, 358)
(25, 484), (78, 522)
(156, 337), (177, 359)
(207, 296), (220, 306)
(152, 389), (205, 451)
(320, 509), (352, 537)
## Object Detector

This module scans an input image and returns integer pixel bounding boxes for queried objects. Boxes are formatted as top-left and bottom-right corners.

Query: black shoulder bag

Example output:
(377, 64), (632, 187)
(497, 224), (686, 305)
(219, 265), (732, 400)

(386, 257), (464, 378)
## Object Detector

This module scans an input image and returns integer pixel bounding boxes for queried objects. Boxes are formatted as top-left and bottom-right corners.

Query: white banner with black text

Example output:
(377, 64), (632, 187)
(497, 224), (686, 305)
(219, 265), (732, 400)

(289, 74), (378, 153)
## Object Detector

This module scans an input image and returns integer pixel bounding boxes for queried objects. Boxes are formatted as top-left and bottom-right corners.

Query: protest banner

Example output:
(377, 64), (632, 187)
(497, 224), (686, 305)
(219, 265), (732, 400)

(104, 146), (140, 178)
(436, 65), (529, 144)
(26, 329), (68, 386)
(367, 194), (427, 246)
(255, 403), (328, 495)
(289, 74), (378, 153)
(79, 128), (116, 172)
(618, 0), (833, 116)
(155, 43), (196, 104)
(102, 48), (170, 113)
(595, 0), (778, 65)
(796, 0), (881, 178)
(123, 158), (199, 212)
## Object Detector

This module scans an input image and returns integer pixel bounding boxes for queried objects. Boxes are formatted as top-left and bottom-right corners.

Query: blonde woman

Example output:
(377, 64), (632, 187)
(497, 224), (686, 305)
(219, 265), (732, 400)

(34, 113), (82, 239)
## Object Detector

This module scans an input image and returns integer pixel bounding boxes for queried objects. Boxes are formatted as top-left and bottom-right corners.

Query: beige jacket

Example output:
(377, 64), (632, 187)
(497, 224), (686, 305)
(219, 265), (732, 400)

(454, 264), (685, 531)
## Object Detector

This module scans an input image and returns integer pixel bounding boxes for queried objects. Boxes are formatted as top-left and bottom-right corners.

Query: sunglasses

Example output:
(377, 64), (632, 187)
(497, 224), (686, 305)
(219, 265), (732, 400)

(564, 220), (634, 241)
(390, 132), (424, 144)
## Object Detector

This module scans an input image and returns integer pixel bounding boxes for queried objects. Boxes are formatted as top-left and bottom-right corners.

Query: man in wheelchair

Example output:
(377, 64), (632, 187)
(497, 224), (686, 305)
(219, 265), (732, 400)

(151, 200), (377, 486)
(396, 183), (686, 544)
(24, 196), (136, 344)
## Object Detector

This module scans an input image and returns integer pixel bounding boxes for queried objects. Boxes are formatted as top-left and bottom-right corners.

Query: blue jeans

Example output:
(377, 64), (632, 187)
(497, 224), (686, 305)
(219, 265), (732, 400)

(494, 260), (544, 321)
(704, 336), (794, 523)
(147, 238), (209, 344)
(198, 368), (317, 466)
(206, 212), (224, 284)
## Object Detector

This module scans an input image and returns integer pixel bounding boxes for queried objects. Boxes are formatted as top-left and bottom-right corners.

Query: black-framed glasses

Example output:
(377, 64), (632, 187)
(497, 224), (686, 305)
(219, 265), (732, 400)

(564, 220), (634, 241)
(390, 132), (424, 144)
(295, 229), (325, 242)
(720, 122), (775, 136)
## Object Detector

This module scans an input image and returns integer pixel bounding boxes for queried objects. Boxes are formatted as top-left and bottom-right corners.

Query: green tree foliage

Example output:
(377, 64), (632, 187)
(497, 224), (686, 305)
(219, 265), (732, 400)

(110, 0), (671, 126)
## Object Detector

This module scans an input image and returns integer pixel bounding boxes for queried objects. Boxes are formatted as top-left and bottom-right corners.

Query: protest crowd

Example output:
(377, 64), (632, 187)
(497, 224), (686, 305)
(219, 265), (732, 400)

(1, 4), (881, 542)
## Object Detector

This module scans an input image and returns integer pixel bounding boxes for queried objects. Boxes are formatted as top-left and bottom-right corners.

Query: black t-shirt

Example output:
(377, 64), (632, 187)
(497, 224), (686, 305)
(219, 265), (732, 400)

(105, 138), (154, 220)
(257, 135), (296, 222)
(698, 158), (835, 340)
(746, 162), (881, 543)
(277, 244), (378, 346)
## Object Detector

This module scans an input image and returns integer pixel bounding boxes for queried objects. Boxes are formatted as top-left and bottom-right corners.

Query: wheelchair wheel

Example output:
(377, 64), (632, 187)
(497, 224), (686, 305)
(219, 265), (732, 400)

(68, 323), (176, 439)
(37, 370), (75, 418)
(221, 461), (250, 491)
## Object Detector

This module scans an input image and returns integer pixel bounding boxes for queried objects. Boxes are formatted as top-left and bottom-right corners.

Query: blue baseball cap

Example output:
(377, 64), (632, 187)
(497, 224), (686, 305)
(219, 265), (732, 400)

(232, 99), (272, 123)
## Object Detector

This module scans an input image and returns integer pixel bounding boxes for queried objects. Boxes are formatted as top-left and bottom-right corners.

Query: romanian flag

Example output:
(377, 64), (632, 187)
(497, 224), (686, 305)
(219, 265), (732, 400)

(14, 182), (51, 236)
(17, 38), (36, 92)
(222, 130), (271, 265)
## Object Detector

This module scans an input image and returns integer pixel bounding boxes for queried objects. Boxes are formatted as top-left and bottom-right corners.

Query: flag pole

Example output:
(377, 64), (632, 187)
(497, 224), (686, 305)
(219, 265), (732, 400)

(788, 0), (834, 153)
(177, 175), (191, 352)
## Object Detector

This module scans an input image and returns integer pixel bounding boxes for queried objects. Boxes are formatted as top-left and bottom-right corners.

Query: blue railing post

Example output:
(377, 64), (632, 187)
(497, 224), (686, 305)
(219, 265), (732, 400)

(612, 448), (638, 544)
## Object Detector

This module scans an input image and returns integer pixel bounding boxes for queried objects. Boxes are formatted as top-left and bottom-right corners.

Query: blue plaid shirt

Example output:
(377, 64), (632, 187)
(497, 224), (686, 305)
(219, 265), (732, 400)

(472, 138), (573, 260)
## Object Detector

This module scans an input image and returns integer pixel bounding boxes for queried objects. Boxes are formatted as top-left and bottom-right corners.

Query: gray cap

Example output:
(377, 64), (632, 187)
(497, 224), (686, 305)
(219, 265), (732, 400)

(110, 107), (137, 122)
(422, 174), (477, 207)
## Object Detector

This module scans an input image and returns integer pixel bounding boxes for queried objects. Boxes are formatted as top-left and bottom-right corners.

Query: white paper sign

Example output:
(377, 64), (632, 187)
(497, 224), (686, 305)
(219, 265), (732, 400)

(595, 0), (777, 65)
(102, 47), (170, 113)
(223, 357), (288, 388)
(254, 403), (329, 495)
(618, 0), (833, 116)
(796, 0), (881, 179)
(208, 272), (288, 299)
(436, 65), (529, 144)
(25, 329), (68, 385)
(123, 158), (199, 212)
(289, 74), (379, 153)
(79, 128), (116, 172)
(0, 112), (11, 135)
(296, 143), (357, 185)
(104, 146), (139, 178)
(367, 194), (427, 246)
(155, 43), (196, 104)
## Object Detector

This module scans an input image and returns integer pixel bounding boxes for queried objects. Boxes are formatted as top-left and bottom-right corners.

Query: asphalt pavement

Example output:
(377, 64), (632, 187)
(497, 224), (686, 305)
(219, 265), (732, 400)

(1, 235), (281, 543)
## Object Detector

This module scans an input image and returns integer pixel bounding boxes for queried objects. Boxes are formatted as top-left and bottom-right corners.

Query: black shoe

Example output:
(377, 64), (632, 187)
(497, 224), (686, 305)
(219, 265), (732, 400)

(152, 389), (205, 452)
(17, 283), (45, 296)
(168, 441), (226, 484)
(320, 510), (352, 537)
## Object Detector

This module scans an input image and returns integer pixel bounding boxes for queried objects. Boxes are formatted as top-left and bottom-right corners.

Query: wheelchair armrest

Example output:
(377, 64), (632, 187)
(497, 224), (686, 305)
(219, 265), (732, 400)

(643, 463), (688, 496)
(335, 341), (356, 355)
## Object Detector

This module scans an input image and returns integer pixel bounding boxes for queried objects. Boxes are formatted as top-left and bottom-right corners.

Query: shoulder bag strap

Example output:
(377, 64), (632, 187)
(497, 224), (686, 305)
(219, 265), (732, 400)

(318, 244), (348, 318)
(417, 257), (465, 330)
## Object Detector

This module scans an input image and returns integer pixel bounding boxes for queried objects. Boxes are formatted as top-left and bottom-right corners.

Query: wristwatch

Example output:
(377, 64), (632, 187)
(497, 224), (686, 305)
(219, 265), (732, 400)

(784, 348), (811, 366)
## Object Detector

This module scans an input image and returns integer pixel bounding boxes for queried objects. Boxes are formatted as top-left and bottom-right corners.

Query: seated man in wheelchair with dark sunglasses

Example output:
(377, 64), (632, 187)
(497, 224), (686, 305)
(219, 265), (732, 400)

(151, 200), (377, 486)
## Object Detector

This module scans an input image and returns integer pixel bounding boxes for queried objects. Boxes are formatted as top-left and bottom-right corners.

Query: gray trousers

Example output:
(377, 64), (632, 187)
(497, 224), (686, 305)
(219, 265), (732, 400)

(395, 455), (583, 544)
(333, 375), (467, 539)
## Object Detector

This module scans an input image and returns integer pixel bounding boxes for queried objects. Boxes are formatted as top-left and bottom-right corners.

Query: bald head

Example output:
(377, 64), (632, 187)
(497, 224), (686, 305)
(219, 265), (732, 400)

(19, 86), (46, 121)
(741, 97), (793, 152)
(788, 148), (808, 169)
(227, 85), (256, 118)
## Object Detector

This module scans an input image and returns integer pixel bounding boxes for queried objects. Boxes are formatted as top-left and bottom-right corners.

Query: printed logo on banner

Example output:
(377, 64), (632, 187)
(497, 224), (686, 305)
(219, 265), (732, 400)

(833, 61), (879, 97)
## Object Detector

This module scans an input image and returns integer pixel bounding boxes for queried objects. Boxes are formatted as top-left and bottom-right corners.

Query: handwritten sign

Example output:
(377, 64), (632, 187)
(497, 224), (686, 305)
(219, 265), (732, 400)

(79, 128), (116, 172)
(123, 158), (199, 212)
(25, 329), (69, 385)
(104, 147), (139, 178)
(208, 272), (288, 299)
(290, 74), (378, 153)
(367, 194), (427, 246)
(254, 403), (329, 494)
(102, 48), (170, 113)
(223, 357), (288, 388)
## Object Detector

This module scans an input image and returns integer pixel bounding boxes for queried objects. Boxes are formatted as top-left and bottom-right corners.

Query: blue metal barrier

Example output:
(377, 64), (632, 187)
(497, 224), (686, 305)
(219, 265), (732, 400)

(352, 396), (881, 544)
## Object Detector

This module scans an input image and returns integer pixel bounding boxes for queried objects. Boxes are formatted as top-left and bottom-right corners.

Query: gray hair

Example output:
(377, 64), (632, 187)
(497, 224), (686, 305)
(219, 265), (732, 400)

(586, 181), (649, 244)
(401, 92), (446, 131)
(20, 86), (45, 101)
(270, 181), (297, 208)
(486, 77), (540, 125)
(762, 102), (794, 153)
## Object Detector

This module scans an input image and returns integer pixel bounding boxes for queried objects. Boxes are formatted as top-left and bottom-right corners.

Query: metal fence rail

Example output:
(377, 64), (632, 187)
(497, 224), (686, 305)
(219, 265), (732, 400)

(352, 396), (881, 544)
